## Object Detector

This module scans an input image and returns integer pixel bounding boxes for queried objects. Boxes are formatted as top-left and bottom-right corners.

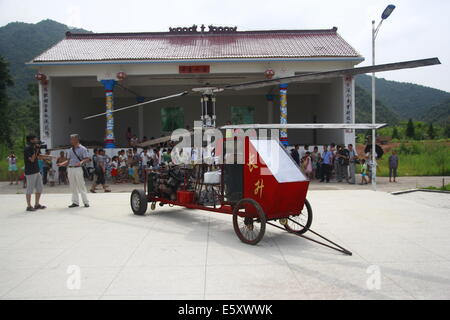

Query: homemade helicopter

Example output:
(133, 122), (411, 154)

(85, 57), (440, 253)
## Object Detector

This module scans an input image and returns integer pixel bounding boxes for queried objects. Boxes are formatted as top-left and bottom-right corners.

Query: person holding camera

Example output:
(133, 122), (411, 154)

(57, 134), (90, 208)
(23, 135), (53, 212)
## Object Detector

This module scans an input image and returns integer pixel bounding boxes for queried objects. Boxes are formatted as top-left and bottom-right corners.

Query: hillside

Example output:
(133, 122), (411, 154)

(356, 74), (450, 120)
(354, 85), (400, 124)
(422, 99), (450, 125)
(0, 19), (90, 99)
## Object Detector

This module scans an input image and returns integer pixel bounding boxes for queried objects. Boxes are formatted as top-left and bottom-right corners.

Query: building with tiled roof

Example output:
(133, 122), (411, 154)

(28, 26), (363, 148)
(32, 28), (362, 63)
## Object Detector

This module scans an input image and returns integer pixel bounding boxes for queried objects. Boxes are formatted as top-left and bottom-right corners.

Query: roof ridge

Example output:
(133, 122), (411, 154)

(65, 27), (338, 38)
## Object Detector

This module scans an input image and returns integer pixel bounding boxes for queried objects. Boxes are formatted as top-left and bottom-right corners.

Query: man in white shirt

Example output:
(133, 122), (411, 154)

(57, 134), (90, 208)
(140, 147), (150, 169)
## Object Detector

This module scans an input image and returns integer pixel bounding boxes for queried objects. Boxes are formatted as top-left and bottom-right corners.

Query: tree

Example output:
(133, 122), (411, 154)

(0, 55), (14, 147)
(392, 126), (400, 140)
(427, 123), (436, 140)
(445, 124), (450, 138)
(406, 119), (415, 140)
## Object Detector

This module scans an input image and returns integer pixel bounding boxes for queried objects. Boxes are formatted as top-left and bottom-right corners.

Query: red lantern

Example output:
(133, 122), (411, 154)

(35, 73), (47, 81)
(264, 69), (275, 79)
(117, 71), (127, 81)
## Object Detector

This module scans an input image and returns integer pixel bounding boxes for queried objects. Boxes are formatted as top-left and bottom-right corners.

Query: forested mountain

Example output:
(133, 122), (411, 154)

(355, 74), (450, 121)
(0, 19), (90, 99)
(354, 85), (400, 124)
(422, 99), (450, 125)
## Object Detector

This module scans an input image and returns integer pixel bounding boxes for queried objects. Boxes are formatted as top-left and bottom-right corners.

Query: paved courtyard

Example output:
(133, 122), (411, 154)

(0, 189), (449, 300)
(1, 176), (448, 195)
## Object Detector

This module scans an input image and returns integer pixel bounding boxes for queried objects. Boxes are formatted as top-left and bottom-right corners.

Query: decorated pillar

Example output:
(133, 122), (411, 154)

(100, 79), (117, 148)
(279, 83), (288, 146)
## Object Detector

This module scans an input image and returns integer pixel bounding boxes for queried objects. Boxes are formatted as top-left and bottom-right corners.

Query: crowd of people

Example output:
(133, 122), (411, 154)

(89, 144), (174, 190)
(8, 141), (400, 190)
(289, 143), (398, 185)
(9, 133), (402, 211)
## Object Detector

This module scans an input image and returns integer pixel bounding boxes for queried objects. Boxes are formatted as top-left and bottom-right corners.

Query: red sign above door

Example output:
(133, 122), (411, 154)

(179, 65), (210, 74)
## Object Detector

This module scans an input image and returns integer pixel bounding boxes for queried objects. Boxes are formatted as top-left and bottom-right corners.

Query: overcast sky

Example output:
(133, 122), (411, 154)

(1, 0), (448, 92)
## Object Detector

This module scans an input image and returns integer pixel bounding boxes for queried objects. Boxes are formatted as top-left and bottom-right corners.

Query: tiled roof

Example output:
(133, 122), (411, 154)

(31, 28), (362, 63)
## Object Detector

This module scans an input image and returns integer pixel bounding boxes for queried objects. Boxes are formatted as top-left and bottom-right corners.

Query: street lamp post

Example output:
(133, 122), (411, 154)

(371, 4), (396, 190)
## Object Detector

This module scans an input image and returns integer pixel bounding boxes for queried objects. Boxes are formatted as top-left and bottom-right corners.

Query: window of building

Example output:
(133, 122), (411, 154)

(231, 106), (255, 124)
(161, 106), (184, 132)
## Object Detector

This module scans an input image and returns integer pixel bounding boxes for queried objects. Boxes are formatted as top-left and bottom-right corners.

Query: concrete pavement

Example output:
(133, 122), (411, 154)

(1, 176), (448, 195)
(0, 190), (449, 300)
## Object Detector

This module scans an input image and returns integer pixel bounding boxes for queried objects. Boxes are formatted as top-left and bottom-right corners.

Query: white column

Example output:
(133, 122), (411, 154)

(39, 79), (53, 148)
(343, 76), (355, 146)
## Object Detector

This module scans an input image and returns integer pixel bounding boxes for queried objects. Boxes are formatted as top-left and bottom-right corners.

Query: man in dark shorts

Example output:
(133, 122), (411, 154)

(23, 134), (53, 212)
(90, 149), (111, 193)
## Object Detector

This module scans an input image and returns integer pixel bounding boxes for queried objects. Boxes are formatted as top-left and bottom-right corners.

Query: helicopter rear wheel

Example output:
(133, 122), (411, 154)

(284, 199), (313, 235)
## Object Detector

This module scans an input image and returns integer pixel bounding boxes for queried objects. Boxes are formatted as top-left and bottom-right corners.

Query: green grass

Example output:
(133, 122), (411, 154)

(376, 141), (450, 177)
(423, 184), (450, 191)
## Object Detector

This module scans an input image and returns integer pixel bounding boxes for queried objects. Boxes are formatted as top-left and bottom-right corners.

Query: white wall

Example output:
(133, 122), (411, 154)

(51, 78), (105, 147)
(48, 77), (352, 148)
(316, 78), (346, 145)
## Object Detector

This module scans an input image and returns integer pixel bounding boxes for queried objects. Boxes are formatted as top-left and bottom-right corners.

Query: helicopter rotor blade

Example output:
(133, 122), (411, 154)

(83, 91), (189, 120)
(220, 123), (388, 130)
(137, 131), (194, 147)
(222, 57), (441, 91)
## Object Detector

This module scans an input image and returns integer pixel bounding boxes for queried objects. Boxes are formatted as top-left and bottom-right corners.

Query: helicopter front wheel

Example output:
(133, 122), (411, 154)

(232, 198), (266, 245)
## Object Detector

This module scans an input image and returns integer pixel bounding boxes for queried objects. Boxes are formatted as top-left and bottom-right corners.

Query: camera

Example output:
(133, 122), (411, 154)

(33, 141), (48, 150)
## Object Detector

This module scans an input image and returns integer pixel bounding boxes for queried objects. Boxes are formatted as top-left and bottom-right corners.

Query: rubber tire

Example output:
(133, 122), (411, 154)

(284, 199), (313, 235)
(232, 198), (266, 245)
(130, 189), (148, 216)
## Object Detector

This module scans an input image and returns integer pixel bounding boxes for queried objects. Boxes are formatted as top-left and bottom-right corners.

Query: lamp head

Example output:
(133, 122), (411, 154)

(381, 4), (396, 20)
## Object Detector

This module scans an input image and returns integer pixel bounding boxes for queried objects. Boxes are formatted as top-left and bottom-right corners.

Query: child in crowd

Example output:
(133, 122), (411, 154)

(360, 159), (368, 185)
(128, 166), (134, 180)
(302, 151), (313, 180)
(162, 148), (172, 164)
(111, 156), (119, 184)
(48, 167), (56, 187)
(7, 152), (19, 185)
(118, 150), (128, 182)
